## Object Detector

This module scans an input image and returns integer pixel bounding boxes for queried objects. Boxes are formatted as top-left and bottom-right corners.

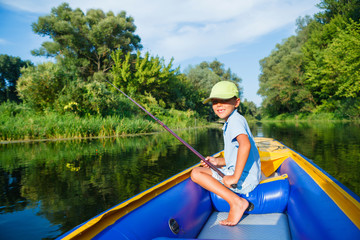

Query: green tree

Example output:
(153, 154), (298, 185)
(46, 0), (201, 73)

(185, 60), (243, 120)
(0, 55), (32, 103)
(32, 3), (142, 79)
(169, 73), (210, 115)
(258, 1), (360, 118)
(315, 0), (360, 23)
(17, 62), (69, 110)
(111, 50), (180, 108)
(319, 19), (360, 98)
(303, 16), (352, 103)
(303, 18), (360, 118)
(55, 77), (132, 117)
(239, 99), (260, 120)
(186, 64), (221, 94)
(258, 18), (317, 116)
(192, 60), (243, 95)
(186, 60), (242, 98)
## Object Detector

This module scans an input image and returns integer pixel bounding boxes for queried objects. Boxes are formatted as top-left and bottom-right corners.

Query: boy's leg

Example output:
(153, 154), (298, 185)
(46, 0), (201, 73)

(191, 167), (249, 226)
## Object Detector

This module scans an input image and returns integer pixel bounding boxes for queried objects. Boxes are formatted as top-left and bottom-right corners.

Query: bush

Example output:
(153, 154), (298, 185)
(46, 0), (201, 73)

(17, 62), (68, 111)
(55, 79), (140, 117)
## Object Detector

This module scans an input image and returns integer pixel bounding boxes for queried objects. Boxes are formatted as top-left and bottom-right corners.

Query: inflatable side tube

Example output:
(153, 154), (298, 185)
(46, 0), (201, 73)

(210, 174), (289, 214)
(280, 157), (360, 240)
(94, 179), (212, 240)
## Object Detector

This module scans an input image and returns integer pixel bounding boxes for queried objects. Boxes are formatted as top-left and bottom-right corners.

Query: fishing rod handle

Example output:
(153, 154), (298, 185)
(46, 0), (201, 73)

(202, 158), (237, 189)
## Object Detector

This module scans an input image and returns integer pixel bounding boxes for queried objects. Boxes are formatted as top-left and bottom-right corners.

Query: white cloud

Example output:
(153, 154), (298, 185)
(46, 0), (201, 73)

(0, 38), (9, 45)
(1, 0), (319, 63)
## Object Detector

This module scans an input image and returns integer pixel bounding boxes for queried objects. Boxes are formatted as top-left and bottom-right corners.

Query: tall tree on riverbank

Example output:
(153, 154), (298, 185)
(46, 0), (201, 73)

(31, 3), (142, 79)
(185, 60), (244, 119)
(186, 60), (243, 98)
(15, 3), (144, 116)
(315, 0), (360, 23)
(258, 0), (360, 119)
(0, 55), (32, 103)
(188, 60), (243, 95)
(111, 50), (199, 113)
(258, 17), (317, 116)
(303, 17), (360, 102)
(112, 51), (179, 103)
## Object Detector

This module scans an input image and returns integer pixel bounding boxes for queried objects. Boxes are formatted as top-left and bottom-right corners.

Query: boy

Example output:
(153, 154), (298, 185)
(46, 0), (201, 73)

(191, 81), (261, 226)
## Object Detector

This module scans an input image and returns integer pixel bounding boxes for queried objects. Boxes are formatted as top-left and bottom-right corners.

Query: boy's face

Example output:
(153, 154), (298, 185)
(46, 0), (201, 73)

(211, 97), (240, 120)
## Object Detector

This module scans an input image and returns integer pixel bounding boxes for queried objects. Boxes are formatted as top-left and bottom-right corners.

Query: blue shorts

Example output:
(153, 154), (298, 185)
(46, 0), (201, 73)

(211, 168), (257, 195)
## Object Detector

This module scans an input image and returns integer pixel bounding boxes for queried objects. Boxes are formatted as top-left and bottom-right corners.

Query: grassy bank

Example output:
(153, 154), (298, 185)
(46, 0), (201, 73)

(2, 101), (357, 142)
(0, 103), (207, 141)
(260, 112), (359, 122)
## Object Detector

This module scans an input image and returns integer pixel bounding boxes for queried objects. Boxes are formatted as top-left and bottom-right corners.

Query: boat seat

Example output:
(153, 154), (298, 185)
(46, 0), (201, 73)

(153, 212), (291, 240)
(197, 212), (291, 239)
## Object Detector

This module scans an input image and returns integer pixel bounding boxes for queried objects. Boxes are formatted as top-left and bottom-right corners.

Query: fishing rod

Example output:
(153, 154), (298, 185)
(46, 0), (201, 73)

(106, 80), (237, 188)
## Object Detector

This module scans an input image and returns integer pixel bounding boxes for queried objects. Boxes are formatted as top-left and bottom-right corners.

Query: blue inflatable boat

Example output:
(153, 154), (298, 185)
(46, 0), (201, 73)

(58, 138), (360, 240)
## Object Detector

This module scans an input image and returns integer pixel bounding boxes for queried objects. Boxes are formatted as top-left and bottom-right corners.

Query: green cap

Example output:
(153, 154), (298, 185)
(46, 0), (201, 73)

(203, 81), (239, 104)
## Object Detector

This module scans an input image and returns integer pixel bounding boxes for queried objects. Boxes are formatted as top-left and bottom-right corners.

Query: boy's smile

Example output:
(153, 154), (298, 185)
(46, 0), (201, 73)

(212, 98), (240, 120)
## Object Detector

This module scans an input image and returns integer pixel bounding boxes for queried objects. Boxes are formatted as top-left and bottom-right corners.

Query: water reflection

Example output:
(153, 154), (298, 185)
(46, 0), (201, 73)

(251, 121), (360, 196)
(0, 128), (223, 239)
(0, 122), (359, 239)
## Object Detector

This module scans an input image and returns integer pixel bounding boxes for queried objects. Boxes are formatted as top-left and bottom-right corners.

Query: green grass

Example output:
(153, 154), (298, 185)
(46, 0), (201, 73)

(0, 102), (207, 141)
(260, 112), (357, 122)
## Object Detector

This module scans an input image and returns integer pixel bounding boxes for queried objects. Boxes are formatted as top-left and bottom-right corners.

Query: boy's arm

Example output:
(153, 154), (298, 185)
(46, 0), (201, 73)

(223, 134), (250, 188)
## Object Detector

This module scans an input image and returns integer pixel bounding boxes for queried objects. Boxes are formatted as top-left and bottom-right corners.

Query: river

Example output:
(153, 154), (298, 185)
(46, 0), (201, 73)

(0, 121), (359, 239)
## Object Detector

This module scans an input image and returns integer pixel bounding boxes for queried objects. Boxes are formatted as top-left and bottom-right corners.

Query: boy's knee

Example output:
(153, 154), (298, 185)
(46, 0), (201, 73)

(190, 167), (201, 182)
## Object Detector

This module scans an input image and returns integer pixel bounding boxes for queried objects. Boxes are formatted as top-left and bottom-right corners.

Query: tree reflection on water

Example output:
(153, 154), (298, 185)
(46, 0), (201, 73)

(0, 128), (223, 239)
(0, 122), (359, 239)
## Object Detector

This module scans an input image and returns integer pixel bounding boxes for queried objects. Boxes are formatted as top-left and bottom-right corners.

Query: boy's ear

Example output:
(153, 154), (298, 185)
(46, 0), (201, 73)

(235, 98), (240, 108)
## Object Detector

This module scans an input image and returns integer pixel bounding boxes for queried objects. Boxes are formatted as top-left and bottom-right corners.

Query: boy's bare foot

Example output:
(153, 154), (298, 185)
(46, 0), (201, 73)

(219, 197), (249, 226)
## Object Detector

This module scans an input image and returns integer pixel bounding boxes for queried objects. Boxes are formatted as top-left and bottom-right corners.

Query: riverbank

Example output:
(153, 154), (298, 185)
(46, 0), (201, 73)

(2, 103), (358, 142)
(259, 112), (360, 122)
(0, 107), (210, 142)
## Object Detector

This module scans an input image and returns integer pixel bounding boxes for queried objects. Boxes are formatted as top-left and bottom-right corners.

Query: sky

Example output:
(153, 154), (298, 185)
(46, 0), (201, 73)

(0, 0), (321, 106)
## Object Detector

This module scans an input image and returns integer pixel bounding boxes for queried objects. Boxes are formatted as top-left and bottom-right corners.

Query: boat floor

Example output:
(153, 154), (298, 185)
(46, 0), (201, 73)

(197, 212), (291, 240)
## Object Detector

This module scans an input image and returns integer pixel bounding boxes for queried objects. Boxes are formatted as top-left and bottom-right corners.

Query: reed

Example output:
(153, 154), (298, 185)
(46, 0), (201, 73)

(0, 102), (207, 141)
(260, 112), (355, 122)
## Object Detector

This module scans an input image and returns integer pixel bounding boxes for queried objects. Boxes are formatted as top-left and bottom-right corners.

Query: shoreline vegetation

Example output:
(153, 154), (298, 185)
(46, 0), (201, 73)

(259, 113), (360, 122)
(1, 103), (357, 143)
(0, 102), (214, 143)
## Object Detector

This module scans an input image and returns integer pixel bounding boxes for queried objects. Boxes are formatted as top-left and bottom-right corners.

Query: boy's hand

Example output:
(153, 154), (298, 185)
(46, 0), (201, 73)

(201, 156), (220, 168)
(222, 175), (238, 189)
